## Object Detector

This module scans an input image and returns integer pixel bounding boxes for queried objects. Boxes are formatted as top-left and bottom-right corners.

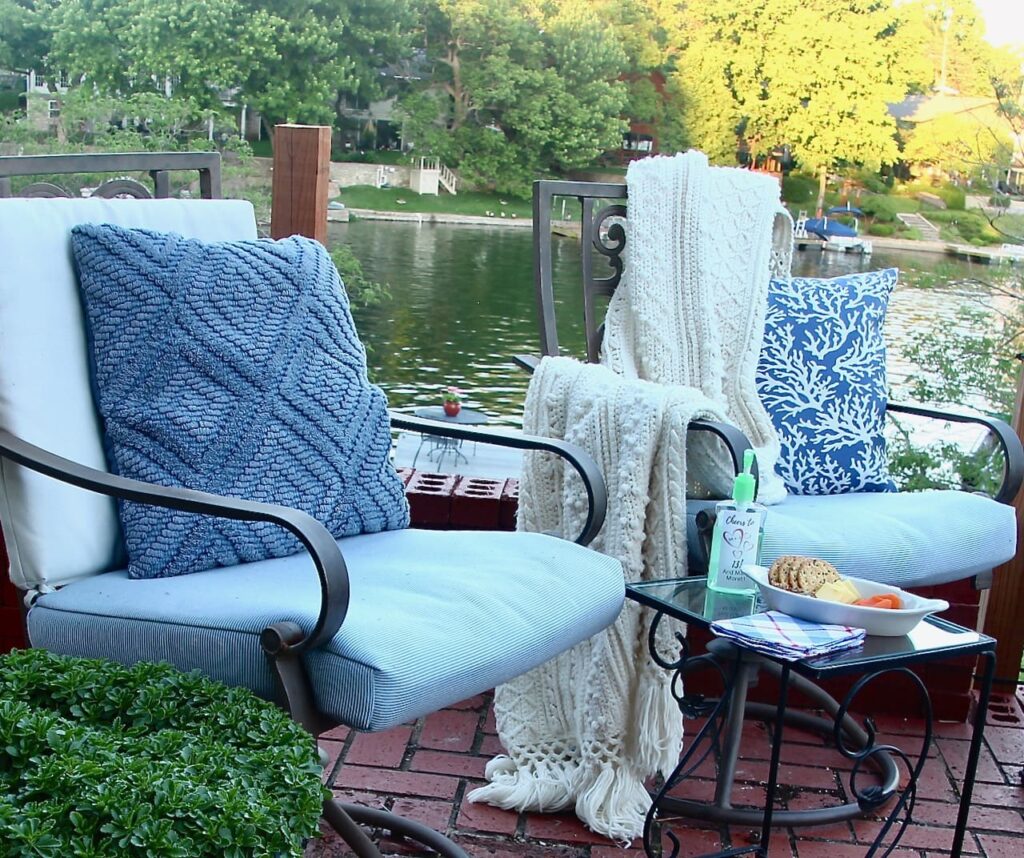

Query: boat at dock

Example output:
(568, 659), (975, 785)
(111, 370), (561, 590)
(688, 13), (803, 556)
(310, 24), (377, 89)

(794, 205), (873, 255)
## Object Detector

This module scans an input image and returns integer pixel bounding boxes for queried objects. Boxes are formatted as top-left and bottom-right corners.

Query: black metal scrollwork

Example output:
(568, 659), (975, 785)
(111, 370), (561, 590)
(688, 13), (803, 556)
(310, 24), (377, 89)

(832, 668), (932, 857)
(93, 178), (153, 199)
(590, 203), (626, 293)
(19, 181), (72, 198)
(643, 612), (742, 858)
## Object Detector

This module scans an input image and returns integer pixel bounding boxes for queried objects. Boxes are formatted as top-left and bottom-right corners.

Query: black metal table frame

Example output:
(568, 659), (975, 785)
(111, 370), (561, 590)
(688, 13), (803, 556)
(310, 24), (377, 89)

(410, 406), (489, 471)
(628, 584), (996, 858)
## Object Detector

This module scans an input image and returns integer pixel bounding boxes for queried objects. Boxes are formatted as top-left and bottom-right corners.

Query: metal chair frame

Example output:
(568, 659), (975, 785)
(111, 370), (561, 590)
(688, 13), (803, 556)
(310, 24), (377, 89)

(526, 177), (1024, 831)
(0, 155), (612, 858)
(528, 178), (1024, 535)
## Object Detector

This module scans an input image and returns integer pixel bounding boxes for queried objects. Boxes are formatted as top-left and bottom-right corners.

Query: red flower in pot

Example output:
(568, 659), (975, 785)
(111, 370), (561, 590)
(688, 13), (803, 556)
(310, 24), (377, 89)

(443, 386), (464, 417)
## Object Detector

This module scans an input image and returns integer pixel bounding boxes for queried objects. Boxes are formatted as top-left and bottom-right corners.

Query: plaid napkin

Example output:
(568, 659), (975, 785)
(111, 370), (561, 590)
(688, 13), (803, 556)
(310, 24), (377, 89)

(710, 611), (866, 662)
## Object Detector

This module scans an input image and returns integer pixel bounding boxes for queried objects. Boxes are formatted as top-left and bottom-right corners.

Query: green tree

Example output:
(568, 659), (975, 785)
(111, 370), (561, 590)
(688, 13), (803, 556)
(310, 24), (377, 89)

(0, 0), (56, 75)
(899, 0), (1022, 97)
(46, 0), (416, 140)
(675, 0), (915, 212)
(401, 0), (628, 196)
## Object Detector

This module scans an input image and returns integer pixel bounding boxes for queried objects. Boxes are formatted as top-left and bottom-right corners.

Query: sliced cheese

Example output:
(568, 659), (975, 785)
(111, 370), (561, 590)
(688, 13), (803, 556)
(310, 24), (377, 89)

(815, 578), (861, 605)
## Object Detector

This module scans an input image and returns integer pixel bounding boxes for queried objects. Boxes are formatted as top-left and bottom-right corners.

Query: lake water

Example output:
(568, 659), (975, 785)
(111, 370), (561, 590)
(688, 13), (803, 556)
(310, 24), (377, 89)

(333, 220), (1010, 427)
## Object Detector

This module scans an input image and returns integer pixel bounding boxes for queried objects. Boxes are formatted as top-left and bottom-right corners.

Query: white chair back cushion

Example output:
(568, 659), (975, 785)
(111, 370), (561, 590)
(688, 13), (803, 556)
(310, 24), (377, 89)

(0, 198), (258, 591)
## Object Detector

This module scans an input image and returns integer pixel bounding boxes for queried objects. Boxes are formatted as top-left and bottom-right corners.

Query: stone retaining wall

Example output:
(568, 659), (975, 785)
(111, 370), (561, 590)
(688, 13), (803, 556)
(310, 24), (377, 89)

(330, 162), (413, 190)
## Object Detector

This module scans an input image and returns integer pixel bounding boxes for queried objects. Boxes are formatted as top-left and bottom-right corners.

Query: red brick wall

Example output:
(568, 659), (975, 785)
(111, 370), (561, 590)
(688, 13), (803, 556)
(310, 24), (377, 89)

(0, 533), (25, 653)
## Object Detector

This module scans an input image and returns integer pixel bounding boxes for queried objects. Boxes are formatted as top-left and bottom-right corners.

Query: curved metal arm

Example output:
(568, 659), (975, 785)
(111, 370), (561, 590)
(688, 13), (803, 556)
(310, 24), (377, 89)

(512, 353), (754, 488)
(690, 419), (756, 485)
(0, 429), (349, 654)
(886, 402), (1024, 505)
(390, 413), (607, 546)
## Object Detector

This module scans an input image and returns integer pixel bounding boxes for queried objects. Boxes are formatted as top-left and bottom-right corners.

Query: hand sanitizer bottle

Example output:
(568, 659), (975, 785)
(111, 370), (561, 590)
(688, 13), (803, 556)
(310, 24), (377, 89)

(707, 449), (765, 595)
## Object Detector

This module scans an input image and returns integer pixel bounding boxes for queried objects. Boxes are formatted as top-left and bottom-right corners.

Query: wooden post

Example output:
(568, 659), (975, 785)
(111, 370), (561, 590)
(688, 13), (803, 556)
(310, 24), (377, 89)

(270, 124), (331, 245)
(982, 366), (1024, 685)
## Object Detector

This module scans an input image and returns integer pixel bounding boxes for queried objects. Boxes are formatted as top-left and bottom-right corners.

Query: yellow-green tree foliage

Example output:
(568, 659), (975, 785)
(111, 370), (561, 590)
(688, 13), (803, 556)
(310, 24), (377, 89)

(674, 0), (914, 176)
(898, 0), (1022, 96)
(901, 106), (1008, 175)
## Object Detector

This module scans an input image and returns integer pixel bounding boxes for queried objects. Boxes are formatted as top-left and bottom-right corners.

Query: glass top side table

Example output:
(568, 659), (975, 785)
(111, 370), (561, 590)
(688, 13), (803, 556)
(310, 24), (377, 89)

(411, 406), (489, 471)
(627, 577), (995, 858)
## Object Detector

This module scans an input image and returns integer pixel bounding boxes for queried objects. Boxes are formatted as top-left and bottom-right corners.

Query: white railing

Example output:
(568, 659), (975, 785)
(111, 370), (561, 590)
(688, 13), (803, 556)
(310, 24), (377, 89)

(438, 163), (458, 195)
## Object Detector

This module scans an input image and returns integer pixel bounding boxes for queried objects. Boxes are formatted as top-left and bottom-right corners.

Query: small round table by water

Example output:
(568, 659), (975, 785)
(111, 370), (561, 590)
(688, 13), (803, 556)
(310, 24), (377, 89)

(412, 406), (489, 470)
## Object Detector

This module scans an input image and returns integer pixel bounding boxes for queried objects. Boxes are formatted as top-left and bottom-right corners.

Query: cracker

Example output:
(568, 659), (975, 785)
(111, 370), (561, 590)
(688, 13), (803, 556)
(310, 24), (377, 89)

(767, 555), (840, 595)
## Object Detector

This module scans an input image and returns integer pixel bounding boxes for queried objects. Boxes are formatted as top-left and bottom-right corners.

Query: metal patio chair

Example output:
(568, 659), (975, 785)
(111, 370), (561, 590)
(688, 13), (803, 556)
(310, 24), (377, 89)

(0, 155), (625, 858)
(522, 178), (1023, 828)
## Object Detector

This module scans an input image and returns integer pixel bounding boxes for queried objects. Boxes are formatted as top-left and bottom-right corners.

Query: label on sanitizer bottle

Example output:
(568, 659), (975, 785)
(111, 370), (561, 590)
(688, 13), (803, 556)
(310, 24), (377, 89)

(711, 507), (764, 592)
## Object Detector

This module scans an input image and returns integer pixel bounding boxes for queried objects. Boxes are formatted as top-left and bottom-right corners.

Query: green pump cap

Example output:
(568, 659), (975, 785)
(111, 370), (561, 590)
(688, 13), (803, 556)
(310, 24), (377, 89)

(732, 449), (757, 506)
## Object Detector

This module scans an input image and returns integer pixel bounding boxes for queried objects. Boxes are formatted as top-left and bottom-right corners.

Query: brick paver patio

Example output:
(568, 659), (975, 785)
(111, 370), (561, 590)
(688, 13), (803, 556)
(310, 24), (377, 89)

(307, 691), (1024, 858)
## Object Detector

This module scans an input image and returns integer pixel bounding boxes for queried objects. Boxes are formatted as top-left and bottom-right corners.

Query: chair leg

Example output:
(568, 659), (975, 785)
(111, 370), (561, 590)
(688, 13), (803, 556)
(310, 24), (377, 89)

(322, 799), (384, 858)
(337, 800), (470, 858)
(266, 635), (469, 857)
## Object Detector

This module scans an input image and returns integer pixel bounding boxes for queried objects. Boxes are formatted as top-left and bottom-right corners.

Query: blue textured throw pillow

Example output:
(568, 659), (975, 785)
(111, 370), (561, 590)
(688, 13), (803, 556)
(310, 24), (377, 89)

(756, 269), (898, 496)
(72, 224), (409, 579)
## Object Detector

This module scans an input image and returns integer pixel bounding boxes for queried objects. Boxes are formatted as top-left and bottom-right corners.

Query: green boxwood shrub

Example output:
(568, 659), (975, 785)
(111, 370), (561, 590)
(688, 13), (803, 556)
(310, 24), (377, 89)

(868, 223), (895, 236)
(781, 173), (818, 205)
(937, 185), (966, 210)
(0, 649), (326, 857)
(859, 195), (898, 223)
(990, 194), (1012, 209)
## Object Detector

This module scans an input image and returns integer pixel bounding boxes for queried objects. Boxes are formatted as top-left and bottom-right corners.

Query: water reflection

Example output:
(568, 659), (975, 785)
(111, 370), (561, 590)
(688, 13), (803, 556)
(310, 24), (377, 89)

(334, 221), (1013, 427)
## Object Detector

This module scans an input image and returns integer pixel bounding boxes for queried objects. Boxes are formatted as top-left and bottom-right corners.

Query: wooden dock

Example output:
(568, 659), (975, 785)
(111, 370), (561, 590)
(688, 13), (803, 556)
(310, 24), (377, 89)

(946, 243), (1024, 265)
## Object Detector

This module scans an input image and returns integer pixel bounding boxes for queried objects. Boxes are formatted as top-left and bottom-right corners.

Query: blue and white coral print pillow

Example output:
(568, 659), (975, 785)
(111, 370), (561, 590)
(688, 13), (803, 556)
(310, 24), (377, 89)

(756, 269), (899, 495)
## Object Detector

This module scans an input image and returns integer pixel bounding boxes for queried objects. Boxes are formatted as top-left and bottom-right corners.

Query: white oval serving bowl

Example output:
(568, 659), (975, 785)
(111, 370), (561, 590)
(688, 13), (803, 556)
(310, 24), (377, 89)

(742, 565), (949, 637)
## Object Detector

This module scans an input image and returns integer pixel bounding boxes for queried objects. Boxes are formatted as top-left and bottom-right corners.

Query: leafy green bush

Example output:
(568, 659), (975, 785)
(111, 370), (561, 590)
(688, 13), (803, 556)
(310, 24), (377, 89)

(854, 170), (890, 195)
(781, 173), (818, 205)
(0, 649), (325, 857)
(990, 194), (1012, 209)
(921, 209), (960, 223)
(868, 223), (895, 236)
(937, 184), (966, 210)
(859, 195), (898, 223)
(331, 245), (390, 307)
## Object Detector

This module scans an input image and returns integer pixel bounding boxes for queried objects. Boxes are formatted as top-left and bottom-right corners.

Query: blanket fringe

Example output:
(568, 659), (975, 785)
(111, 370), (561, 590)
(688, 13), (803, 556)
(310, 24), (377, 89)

(573, 763), (652, 843)
(633, 673), (684, 776)
(467, 755), (576, 813)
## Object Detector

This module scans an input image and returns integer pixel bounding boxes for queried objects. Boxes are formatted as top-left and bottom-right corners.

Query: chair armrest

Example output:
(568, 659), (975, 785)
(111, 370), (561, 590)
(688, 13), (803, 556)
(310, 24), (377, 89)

(886, 402), (1024, 504)
(0, 429), (349, 655)
(691, 419), (755, 484)
(509, 354), (753, 485)
(514, 354), (541, 373)
(389, 412), (608, 546)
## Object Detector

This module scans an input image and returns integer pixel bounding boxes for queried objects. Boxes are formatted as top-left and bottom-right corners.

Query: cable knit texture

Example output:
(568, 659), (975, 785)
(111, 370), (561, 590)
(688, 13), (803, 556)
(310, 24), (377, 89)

(468, 357), (728, 841)
(71, 224), (409, 579)
(601, 152), (793, 504)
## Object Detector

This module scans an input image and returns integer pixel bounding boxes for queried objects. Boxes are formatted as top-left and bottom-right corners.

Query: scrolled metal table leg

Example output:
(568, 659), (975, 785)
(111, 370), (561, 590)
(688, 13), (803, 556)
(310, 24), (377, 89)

(831, 667), (932, 857)
(334, 800), (471, 858)
(643, 610), (744, 858)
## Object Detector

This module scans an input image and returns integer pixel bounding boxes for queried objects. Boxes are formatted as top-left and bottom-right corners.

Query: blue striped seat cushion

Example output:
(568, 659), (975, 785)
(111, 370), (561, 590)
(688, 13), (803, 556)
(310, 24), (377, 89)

(28, 529), (624, 732)
(689, 490), (1015, 589)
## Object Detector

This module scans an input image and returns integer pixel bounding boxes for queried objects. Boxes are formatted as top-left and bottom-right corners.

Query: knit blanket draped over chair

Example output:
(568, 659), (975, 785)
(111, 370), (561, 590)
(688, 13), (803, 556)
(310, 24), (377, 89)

(470, 153), (795, 840)
(603, 151), (793, 504)
(468, 357), (727, 841)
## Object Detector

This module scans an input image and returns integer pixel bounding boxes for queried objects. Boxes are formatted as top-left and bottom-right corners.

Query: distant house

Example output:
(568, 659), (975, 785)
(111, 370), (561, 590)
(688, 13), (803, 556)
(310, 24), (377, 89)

(613, 71), (667, 165)
(888, 92), (1022, 189)
(335, 53), (426, 152)
(0, 69), (68, 132)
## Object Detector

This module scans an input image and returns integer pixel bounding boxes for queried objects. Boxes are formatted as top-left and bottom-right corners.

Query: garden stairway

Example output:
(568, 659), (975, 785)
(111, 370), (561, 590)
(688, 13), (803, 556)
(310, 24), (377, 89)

(896, 211), (941, 242)
(438, 162), (458, 195)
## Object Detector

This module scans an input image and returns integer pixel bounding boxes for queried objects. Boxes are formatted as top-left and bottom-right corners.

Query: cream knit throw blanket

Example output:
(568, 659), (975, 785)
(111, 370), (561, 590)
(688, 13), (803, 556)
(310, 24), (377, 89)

(468, 357), (727, 841)
(602, 151), (794, 504)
